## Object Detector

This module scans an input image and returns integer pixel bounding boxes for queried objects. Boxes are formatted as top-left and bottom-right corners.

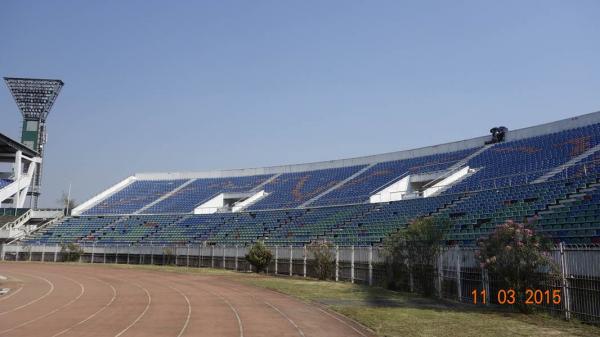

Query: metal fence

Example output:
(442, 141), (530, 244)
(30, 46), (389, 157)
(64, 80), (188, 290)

(1, 243), (598, 324)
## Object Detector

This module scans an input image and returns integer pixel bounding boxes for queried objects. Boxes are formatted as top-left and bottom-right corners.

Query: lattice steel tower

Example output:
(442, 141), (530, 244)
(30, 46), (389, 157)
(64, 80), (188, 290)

(4, 77), (64, 208)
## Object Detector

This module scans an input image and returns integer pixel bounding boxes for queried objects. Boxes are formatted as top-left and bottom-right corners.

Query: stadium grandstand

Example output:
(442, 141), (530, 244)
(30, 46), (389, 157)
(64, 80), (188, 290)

(16, 110), (600, 247)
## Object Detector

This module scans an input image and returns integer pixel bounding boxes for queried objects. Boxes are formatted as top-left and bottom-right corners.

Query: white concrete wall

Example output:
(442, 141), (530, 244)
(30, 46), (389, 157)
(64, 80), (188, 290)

(232, 190), (267, 212)
(194, 194), (225, 214)
(423, 166), (471, 197)
(370, 176), (411, 203)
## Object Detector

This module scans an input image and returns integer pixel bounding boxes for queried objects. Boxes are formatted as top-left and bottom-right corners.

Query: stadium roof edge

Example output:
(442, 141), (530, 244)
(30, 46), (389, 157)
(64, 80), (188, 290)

(3, 76), (64, 85)
(0, 132), (39, 158)
(133, 109), (600, 180)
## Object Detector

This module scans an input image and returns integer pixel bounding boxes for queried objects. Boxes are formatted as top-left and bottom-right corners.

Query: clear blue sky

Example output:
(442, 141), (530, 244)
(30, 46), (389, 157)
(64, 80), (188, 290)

(1, 1), (599, 207)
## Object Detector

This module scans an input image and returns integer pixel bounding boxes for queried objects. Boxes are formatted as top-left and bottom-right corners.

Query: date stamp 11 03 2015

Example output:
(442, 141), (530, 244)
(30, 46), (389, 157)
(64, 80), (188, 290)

(471, 289), (562, 305)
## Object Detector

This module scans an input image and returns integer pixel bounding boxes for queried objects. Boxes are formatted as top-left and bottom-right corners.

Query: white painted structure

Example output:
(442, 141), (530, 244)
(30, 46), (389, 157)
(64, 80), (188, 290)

(0, 146), (41, 209)
(370, 175), (412, 203)
(194, 191), (267, 214)
(423, 166), (472, 197)
(71, 176), (135, 215)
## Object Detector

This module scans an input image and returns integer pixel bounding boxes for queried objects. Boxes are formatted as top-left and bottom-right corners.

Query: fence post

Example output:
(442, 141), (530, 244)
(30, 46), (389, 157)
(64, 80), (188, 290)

(289, 245), (293, 276)
(368, 246), (373, 286)
(335, 245), (339, 282)
(54, 244), (59, 262)
(0, 244), (4, 261)
(15, 245), (19, 262)
(41, 244), (45, 262)
(90, 243), (95, 264)
(482, 268), (490, 305)
(303, 245), (307, 278)
(127, 245), (131, 264)
(222, 246), (226, 269)
(211, 246), (215, 268)
(29, 245), (32, 262)
(235, 245), (239, 271)
(407, 258), (414, 292)
(437, 252), (443, 298)
(116, 244), (119, 264)
(103, 246), (107, 264)
(173, 245), (177, 266)
(351, 245), (355, 284)
(455, 246), (462, 301)
(559, 242), (572, 320)
(198, 245), (202, 268)
(275, 245), (278, 274)
(186, 244), (190, 268)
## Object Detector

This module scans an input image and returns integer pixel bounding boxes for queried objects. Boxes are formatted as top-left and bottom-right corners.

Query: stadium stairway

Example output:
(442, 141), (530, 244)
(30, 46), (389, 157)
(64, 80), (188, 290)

(135, 179), (197, 214)
(301, 163), (378, 207)
(533, 143), (600, 183)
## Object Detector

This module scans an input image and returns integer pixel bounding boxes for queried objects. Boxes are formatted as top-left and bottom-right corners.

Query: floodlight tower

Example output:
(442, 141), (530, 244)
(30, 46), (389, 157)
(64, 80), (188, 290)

(4, 77), (64, 208)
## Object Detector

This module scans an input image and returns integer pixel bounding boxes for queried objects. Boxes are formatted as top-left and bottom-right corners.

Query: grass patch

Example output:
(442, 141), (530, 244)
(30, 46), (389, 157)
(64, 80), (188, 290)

(236, 275), (600, 337)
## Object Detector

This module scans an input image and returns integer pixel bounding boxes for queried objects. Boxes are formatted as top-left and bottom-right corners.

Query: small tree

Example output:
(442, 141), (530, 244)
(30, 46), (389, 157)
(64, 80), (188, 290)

(382, 217), (447, 295)
(477, 220), (558, 313)
(245, 241), (273, 273)
(60, 243), (83, 262)
(57, 191), (77, 216)
(163, 247), (175, 265)
(308, 241), (335, 280)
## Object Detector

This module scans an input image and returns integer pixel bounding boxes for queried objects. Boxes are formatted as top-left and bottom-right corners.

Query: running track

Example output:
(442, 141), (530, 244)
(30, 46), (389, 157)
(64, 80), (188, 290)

(0, 262), (374, 337)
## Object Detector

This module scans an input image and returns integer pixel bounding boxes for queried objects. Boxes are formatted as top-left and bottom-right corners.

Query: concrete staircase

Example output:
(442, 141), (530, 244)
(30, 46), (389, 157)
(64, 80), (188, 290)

(299, 163), (378, 208)
(445, 144), (494, 173)
(136, 179), (196, 214)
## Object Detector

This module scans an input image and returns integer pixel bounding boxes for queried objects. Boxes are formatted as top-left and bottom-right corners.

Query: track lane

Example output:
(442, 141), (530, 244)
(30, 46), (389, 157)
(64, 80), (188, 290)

(0, 275), (85, 336)
(0, 271), (54, 316)
(0, 262), (375, 337)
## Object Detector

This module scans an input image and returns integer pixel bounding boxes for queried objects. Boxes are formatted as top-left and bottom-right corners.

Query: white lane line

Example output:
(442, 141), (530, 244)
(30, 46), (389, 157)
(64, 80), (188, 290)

(0, 284), (23, 302)
(168, 285), (191, 337)
(221, 283), (305, 337)
(203, 289), (244, 337)
(0, 273), (54, 316)
(50, 277), (118, 337)
(113, 282), (152, 337)
(264, 301), (305, 337)
(0, 275), (85, 335)
(315, 307), (368, 337)
(259, 285), (371, 337)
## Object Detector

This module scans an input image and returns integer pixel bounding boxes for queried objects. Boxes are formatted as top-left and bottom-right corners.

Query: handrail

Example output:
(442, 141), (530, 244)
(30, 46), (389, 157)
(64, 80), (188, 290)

(478, 157), (600, 187)
(421, 165), (469, 190)
(1, 209), (32, 230)
(369, 171), (411, 194)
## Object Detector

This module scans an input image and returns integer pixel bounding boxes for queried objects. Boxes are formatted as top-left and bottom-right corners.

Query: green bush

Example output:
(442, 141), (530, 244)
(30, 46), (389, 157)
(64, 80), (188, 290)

(60, 243), (83, 262)
(163, 247), (176, 265)
(308, 241), (335, 280)
(477, 220), (558, 313)
(382, 217), (447, 296)
(245, 241), (273, 273)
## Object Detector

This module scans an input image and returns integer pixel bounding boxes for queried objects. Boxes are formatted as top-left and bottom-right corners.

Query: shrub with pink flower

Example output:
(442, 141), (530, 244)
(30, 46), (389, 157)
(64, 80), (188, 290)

(477, 220), (558, 313)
